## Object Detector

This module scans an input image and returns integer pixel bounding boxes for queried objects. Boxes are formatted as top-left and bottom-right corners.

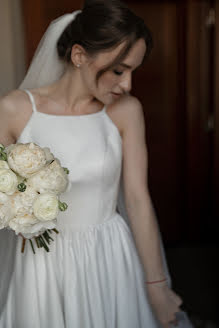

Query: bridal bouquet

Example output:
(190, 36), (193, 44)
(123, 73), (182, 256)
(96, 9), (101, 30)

(0, 142), (69, 253)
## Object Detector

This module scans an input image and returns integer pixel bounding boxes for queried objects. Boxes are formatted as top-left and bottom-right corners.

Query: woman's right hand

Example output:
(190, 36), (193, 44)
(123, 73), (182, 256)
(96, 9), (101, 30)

(147, 281), (183, 327)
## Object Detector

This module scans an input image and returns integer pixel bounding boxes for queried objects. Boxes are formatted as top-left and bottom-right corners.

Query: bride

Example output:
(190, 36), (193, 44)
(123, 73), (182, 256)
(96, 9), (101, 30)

(0, 0), (194, 327)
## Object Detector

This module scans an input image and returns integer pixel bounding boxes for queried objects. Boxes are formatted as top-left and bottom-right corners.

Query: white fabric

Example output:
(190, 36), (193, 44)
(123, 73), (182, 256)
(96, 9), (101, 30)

(0, 91), (161, 327)
(0, 10), (194, 327)
(19, 10), (82, 90)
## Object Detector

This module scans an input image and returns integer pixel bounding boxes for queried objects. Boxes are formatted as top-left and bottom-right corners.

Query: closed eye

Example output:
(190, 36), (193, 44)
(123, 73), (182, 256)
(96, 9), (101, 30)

(113, 70), (123, 76)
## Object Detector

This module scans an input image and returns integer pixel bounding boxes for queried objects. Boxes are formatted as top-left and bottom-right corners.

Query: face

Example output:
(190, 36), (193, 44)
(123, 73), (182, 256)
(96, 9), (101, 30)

(78, 38), (146, 105)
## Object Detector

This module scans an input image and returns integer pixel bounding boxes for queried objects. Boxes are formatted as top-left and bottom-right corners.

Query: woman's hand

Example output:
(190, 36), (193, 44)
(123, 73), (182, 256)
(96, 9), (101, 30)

(147, 282), (183, 327)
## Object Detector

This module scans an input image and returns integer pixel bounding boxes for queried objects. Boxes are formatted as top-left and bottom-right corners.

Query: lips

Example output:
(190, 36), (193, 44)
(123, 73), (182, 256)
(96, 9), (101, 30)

(112, 92), (122, 96)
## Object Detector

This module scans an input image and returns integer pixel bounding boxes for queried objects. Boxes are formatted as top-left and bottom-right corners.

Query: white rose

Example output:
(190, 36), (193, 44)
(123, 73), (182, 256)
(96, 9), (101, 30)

(33, 192), (59, 221)
(0, 160), (9, 169)
(7, 143), (47, 178)
(28, 159), (68, 195)
(0, 192), (14, 229)
(0, 191), (9, 204)
(0, 168), (18, 195)
(8, 213), (56, 237)
(10, 185), (38, 216)
(4, 144), (16, 154)
(43, 147), (54, 163)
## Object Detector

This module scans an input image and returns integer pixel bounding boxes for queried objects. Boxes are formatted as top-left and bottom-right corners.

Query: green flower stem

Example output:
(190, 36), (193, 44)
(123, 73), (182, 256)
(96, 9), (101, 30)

(35, 237), (40, 248)
(20, 229), (58, 253)
(21, 237), (26, 253)
(44, 231), (54, 241)
(43, 231), (51, 245)
(38, 235), (46, 249)
(29, 239), (35, 254)
(44, 231), (54, 242)
(38, 237), (42, 247)
(39, 236), (49, 252)
(37, 236), (43, 248)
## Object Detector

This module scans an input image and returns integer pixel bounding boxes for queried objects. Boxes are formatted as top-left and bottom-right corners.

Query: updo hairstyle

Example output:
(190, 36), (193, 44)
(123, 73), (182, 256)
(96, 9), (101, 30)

(57, 0), (153, 86)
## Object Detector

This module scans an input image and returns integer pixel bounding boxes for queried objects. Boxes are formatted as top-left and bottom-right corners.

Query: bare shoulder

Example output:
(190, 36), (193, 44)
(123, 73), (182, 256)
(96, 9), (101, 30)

(0, 89), (29, 115)
(106, 95), (145, 139)
(0, 89), (33, 144)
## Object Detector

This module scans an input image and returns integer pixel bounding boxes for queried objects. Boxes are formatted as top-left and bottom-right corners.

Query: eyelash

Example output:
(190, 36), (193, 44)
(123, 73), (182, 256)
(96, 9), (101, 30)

(113, 70), (123, 76)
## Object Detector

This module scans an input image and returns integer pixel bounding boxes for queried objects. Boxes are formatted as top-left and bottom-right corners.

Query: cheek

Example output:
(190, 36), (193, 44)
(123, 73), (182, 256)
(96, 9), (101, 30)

(100, 73), (117, 90)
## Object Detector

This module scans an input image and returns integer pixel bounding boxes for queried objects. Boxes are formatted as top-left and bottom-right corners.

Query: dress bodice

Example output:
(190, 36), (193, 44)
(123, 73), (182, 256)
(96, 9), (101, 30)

(17, 90), (123, 230)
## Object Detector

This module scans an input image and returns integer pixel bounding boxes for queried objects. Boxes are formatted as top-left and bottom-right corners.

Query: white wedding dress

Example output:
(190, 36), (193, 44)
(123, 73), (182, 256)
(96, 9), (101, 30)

(0, 89), (194, 328)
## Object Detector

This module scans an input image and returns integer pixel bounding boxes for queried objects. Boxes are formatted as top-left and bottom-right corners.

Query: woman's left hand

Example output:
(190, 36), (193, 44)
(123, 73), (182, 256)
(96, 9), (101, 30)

(146, 282), (183, 327)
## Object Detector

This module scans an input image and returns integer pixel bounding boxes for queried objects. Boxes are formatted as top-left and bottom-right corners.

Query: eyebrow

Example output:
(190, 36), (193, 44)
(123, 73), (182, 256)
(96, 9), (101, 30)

(119, 63), (132, 69)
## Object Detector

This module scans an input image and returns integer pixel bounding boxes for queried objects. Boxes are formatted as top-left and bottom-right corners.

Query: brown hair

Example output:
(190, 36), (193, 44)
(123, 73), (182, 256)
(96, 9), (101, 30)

(57, 0), (153, 86)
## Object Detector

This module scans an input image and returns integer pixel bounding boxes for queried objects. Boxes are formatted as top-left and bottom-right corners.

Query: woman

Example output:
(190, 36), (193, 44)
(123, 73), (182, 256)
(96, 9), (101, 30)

(0, 0), (193, 327)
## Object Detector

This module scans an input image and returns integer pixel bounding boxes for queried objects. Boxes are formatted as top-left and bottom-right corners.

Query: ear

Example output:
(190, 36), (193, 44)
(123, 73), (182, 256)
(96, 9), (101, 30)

(70, 43), (89, 66)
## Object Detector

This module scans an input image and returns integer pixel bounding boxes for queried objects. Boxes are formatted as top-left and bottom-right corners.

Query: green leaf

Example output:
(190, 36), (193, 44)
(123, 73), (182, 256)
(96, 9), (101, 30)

(29, 239), (36, 254)
(63, 167), (70, 174)
(58, 200), (68, 211)
(0, 152), (7, 161)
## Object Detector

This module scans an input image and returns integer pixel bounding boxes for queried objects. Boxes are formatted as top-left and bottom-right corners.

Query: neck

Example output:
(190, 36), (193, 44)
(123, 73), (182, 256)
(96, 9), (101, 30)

(46, 66), (98, 113)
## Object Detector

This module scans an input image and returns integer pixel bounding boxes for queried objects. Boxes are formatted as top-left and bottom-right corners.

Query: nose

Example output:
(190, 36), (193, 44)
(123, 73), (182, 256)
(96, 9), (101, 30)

(120, 73), (132, 93)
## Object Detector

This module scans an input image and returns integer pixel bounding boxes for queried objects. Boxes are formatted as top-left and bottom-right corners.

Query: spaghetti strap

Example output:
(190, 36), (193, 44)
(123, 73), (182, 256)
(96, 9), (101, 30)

(23, 89), (37, 113)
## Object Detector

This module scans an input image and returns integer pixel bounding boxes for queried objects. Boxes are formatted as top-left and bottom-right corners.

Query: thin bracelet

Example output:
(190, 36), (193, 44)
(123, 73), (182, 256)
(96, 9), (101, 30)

(145, 278), (167, 284)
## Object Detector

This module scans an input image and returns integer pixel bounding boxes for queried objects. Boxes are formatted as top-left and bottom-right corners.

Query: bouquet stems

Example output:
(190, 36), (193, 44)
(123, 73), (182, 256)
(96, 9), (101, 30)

(21, 228), (59, 254)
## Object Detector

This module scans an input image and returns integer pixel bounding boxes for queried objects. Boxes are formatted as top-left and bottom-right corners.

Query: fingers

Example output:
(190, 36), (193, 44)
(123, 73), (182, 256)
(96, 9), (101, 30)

(175, 294), (183, 307)
(162, 321), (178, 328)
(164, 315), (178, 328)
(169, 290), (183, 307)
(170, 319), (178, 327)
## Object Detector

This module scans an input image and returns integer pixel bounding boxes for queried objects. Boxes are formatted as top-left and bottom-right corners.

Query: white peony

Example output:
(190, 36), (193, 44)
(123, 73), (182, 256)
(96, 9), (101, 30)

(7, 143), (47, 178)
(0, 168), (18, 195)
(10, 185), (38, 217)
(28, 159), (68, 195)
(0, 191), (10, 204)
(43, 147), (55, 163)
(0, 192), (14, 229)
(33, 192), (59, 221)
(4, 144), (16, 154)
(0, 160), (9, 169)
(8, 213), (56, 237)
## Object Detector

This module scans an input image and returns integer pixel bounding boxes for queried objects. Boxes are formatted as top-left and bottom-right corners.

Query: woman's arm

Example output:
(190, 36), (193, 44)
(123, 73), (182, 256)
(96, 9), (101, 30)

(118, 95), (183, 327)
(119, 95), (165, 281)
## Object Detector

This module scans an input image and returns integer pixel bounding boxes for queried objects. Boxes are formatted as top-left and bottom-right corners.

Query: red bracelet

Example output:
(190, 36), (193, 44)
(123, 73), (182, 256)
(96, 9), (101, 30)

(145, 278), (167, 284)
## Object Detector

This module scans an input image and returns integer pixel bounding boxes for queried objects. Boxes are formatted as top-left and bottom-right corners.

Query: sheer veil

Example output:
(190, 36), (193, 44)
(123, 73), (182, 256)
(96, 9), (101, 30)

(19, 10), (172, 288)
